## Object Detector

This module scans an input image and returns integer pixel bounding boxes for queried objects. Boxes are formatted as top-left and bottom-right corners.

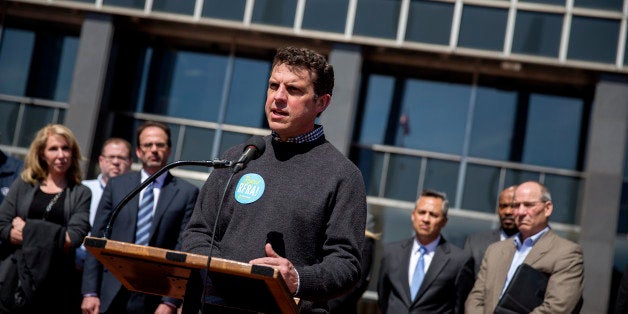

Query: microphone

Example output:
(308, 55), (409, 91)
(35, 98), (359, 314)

(232, 136), (266, 173)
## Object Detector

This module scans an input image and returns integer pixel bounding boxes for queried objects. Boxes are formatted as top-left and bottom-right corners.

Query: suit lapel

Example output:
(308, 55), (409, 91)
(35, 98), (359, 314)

(413, 238), (449, 303)
(118, 172), (141, 243)
(523, 230), (554, 266)
(493, 240), (516, 296)
(397, 239), (414, 305)
(151, 173), (177, 238)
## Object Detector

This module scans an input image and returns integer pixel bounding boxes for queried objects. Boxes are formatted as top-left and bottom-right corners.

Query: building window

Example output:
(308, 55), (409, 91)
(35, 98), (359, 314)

(107, 38), (272, 163)
(302, 0), (349, 33)
(354, 67), (588, 228)
(406, 0), (454, 46)
(103, 0), (145, 10)
(152, 0), (196, 15)
(574, 0), (623, 11)
(354, 0), (401, 39)
(458, 5), (508, 51)
(252, 0), (297, 27)
(512, 10), (562, 57)
(0, 26), (76, 146)
(568, 16), (620, 64)
(202, 0), (247, 21)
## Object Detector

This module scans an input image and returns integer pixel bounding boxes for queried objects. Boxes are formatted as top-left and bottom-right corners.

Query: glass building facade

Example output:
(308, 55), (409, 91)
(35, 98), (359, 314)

(1, 0), (627, 312)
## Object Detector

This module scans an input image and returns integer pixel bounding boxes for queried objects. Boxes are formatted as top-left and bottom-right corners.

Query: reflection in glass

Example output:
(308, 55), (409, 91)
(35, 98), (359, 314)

(458, 5), (508, 51)
(252, 0), (297, 27)
(103, 0), (145, 9)
(302, 0), (349, 33)
(406, 0), (454, 45)
(0, 28), (35, 96)
(512, 11), (562, 57)
(18, 106), (57, 147)
(462, 164), (501, 213)
(355, 149), (384, 197)
(354, 0), (401, 39)
(378, 205), (413, 244)
(523, 94), (584, 170)
(574, 0), (623, 11)
(398, 79), (470, 154)
(544, 174), (582, 224)
(203, 0), (247, 21)
(384, 154), (421, 201)
(225, 57), (270, 127)
(568, 16), (619, 63)
(423, 159), (459, 202)
(152, 0), (196, 15)
(140, 49), (228, 122)
(469, 86), (517, 160)
(53, 37), (79, 102)
(358, 74), (395, 145)
(180, 126), (215, 172)
(0, 101), (20, 145)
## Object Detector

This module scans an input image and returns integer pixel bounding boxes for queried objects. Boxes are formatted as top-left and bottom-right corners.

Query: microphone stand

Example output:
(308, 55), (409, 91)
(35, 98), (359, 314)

(103, 159), (232, 239)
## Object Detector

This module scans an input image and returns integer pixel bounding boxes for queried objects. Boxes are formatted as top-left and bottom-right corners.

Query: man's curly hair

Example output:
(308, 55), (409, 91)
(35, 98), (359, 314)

(272, 46), (334, 97)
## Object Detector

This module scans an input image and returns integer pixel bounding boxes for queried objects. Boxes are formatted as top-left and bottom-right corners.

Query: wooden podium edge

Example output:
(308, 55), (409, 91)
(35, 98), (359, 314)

(84, 236), (299, 313)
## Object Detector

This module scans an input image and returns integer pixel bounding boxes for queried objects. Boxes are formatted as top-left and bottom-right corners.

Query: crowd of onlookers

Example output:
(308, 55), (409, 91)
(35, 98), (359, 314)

(0, 122), (614, 314)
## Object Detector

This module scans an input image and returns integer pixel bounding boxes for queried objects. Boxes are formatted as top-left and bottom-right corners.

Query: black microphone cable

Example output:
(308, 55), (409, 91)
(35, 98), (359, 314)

(198, 170), (236, 314)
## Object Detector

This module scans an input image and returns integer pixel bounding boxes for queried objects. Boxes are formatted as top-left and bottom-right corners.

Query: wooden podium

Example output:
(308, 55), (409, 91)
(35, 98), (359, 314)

(83, 236), (299, 313)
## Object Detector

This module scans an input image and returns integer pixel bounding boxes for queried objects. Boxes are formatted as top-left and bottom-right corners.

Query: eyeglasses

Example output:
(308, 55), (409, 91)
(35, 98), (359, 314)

(140, 142), (168, 150)
(511, 201), (546, 209)
(102, 155), (130, 162)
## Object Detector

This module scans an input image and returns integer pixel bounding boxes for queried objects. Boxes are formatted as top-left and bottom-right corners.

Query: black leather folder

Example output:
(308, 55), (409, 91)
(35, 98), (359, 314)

(494, 263), (549, 314)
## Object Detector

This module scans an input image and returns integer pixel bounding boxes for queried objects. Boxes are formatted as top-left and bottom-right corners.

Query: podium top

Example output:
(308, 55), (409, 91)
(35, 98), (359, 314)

(84, 236), (299, 313)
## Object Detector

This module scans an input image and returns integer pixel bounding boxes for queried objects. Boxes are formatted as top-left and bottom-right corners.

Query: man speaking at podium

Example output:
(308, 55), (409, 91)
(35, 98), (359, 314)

(82, 121), (199, 314)
(182, 46), (367, 313)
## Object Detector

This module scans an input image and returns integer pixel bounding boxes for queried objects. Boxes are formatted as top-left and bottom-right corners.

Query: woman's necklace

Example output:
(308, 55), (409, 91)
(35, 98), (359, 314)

(43, 189), (64, 220)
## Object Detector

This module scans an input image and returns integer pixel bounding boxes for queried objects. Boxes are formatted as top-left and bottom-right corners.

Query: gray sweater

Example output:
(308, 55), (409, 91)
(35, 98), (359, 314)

(183, 135), (367, 309)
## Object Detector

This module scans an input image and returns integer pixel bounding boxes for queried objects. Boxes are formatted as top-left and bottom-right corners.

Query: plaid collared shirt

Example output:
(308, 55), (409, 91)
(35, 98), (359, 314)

(272, 125), (324, 143)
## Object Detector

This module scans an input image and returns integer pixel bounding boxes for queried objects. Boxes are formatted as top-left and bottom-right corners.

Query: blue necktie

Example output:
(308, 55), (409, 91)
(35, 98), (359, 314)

(135, 183), (154, 246)
(410, 246), (427, 300)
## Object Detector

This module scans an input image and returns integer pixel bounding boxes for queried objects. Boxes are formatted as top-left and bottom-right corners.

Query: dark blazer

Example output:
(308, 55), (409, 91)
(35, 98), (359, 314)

(81, 171), (198, 313)
(465, 229), (584, 314)
(463, 229), (501, 277)
(377, 236), (474, 314)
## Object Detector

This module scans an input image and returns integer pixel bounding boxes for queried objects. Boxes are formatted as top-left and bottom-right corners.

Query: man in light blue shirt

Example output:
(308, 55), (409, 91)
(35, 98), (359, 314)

(466, 181), (584, 313)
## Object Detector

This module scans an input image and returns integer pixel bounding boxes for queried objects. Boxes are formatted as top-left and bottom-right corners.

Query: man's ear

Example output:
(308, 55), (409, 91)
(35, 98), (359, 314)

(316, 94), (331, 114)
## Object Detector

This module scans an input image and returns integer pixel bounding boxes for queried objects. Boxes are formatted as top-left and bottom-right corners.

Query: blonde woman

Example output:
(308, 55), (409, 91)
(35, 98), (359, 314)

(0, 124), (90, 313)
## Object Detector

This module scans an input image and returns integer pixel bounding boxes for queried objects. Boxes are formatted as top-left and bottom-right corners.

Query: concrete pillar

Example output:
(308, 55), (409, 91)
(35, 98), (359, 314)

(321, 44), (362, 156)
(579, 79), (628, 313)
(64, 14), (114, 175)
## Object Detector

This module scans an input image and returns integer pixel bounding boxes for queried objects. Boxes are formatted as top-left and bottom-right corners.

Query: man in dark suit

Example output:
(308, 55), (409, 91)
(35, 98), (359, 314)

(81, 121), (199, 314)
(377, 189), (474, 314)
(463, 185), (518, 277)
(465, 181), (584, 313)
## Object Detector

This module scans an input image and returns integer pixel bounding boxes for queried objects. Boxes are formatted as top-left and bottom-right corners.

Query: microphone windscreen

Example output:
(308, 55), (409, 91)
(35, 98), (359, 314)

(245, 135), (266, 159)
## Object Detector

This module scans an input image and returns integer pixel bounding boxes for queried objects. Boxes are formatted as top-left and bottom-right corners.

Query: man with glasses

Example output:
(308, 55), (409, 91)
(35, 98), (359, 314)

(81, 121), (199, 314)
(76, 138), (132, 269)
(463, 185), (518, 277)
(465, 181), (584, 313)
(82, 138), (133, 227)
